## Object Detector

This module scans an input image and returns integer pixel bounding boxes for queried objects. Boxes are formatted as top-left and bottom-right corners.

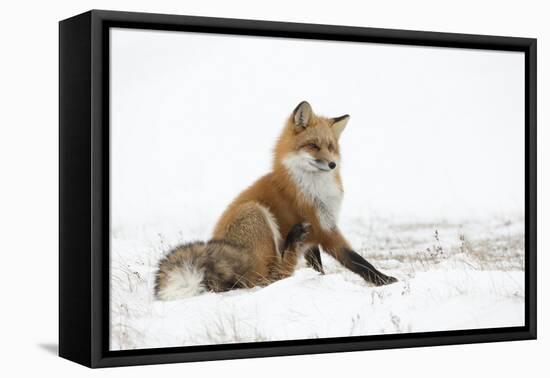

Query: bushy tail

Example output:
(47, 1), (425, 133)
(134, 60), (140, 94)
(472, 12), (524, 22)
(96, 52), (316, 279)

(154, 241), (206, 300)
(154, 240), (254, 301)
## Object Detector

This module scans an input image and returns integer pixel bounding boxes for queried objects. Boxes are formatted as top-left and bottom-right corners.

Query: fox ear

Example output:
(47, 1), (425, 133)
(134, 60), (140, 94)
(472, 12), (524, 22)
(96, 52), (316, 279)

(331, 115), (350, 139)
(293, 101), (313, 132)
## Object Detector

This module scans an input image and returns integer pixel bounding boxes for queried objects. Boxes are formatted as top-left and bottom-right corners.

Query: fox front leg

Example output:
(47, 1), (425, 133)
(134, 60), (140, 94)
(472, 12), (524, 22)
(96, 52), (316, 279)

(321, 230), (397, 286)
(304, 246), (325, 274)
(340, 248), (397, 286)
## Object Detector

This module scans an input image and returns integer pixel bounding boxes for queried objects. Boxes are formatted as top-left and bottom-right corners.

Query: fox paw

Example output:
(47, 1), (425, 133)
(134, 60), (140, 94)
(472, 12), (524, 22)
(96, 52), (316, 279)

(283, 222), (311, 253)
(294, 222), (311, 242)
(373, 274), (398, 286)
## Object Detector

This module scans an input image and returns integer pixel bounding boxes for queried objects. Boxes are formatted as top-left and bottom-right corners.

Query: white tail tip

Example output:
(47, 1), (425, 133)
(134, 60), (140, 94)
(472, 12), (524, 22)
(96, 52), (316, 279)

(156, 264), (206, 301)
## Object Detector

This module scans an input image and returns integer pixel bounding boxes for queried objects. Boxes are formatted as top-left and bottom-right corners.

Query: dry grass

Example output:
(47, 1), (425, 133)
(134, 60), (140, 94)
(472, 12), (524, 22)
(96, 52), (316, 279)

(354, 217), (525, 274)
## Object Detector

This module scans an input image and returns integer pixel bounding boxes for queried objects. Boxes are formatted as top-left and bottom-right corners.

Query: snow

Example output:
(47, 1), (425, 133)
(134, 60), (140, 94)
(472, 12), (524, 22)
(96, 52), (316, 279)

(110, 216), (524, 350)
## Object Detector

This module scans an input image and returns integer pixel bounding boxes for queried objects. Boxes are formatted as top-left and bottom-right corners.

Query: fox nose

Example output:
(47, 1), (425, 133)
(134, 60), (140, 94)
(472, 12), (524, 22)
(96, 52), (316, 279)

(328, 161), (336, 170)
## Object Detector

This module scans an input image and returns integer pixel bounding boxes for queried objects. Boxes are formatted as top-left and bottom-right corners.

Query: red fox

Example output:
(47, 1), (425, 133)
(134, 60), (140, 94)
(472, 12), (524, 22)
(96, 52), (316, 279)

(155, 101), (397, 300)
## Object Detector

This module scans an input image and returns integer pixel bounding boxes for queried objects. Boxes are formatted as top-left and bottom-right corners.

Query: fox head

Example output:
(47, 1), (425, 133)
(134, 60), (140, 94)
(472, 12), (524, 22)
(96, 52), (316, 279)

(274, 101), (350, 174)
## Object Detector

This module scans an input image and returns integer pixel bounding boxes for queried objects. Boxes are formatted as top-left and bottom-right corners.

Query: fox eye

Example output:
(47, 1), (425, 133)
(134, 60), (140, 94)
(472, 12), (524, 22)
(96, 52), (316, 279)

(328, 143), (335, 151)
(307, 143), (320, 151)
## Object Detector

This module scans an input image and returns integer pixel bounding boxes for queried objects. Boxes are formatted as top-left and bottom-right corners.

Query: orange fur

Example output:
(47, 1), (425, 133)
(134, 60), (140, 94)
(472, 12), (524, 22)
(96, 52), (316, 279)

(213, 101), (352, 280)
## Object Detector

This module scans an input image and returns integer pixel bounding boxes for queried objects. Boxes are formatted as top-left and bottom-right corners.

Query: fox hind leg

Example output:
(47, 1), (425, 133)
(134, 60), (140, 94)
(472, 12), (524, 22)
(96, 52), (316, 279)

(282, 226), (325, 275)
(281, 222), (311, 258)
(274, 222), (311, 279)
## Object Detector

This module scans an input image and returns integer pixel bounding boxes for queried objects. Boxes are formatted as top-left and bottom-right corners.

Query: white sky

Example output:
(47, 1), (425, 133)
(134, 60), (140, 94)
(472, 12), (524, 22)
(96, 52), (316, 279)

(110, 28), (524, 226)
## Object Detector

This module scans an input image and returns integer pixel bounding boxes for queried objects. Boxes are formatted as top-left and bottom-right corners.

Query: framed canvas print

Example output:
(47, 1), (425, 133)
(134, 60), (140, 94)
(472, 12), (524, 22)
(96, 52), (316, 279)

(59, 10), (537, 368)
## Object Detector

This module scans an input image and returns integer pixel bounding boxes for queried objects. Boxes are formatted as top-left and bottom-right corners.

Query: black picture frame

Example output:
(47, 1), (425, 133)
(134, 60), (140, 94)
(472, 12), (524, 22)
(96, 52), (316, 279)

(59, 9), (537, 368)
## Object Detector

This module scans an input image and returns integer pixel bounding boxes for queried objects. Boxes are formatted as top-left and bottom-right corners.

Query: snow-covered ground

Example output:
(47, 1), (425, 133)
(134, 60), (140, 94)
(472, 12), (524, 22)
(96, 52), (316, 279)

(110, 215), (524, 350)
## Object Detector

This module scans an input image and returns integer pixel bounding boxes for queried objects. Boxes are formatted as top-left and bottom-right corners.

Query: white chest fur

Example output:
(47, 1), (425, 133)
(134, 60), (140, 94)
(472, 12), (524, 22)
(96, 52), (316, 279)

(283, 154), (343, 231)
